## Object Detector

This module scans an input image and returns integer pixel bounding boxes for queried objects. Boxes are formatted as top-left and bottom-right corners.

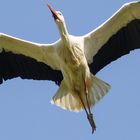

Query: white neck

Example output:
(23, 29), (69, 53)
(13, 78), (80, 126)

(56, 21), (69, 41)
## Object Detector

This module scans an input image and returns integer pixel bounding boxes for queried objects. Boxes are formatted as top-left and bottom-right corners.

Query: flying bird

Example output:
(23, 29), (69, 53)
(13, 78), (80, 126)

(0, 1), (140, 133)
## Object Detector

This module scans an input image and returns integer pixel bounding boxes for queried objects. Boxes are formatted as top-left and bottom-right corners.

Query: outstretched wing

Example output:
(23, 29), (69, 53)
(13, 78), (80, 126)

(83, 2), (140, 74)
(0, 33), (63, 85)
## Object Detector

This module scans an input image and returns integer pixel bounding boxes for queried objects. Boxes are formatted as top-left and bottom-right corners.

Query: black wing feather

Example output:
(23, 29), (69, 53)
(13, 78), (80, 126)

(0, 50), (63, 85)
(89, 19), (140, 75)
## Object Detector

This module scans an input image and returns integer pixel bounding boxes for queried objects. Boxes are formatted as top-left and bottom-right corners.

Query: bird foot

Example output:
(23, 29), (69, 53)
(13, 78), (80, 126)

(87, 113), (96, 134)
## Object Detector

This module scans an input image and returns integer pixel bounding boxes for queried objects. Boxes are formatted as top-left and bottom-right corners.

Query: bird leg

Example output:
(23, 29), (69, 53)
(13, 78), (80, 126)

(87, 113), (96, 134)
(84, 79), (92, 114)
(77, 91), (89, 117)
(78, 91), (96, 134)
(76, 79), (96, 134)
(83, 79), (96, 134)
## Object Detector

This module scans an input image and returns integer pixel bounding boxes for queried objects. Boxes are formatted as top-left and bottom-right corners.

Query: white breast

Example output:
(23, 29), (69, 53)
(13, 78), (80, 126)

(57, 36), (89, 89)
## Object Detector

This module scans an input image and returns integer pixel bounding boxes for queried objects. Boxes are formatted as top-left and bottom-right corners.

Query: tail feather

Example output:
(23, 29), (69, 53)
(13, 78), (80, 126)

(88, 75), (111, 107)
(51, 74), (111, 112)
(51, 80), (83, 112)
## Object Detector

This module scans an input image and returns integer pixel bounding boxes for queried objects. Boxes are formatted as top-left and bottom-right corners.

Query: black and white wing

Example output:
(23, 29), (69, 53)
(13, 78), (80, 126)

(83, 1), (140, 74)
(0, 33), (63, 85)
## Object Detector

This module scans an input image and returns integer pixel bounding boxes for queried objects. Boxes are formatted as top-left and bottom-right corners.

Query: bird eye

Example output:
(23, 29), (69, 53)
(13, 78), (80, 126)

(58, 12), (62, 15)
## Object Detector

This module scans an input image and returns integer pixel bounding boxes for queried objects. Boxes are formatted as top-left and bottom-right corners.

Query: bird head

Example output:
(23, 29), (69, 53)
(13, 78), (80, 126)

(47, 4), (65, 23)
(47, 4), (68, 40)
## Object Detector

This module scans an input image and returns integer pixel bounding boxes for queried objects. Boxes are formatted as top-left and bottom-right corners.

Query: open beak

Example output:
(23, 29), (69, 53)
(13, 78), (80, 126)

(47, 4), (60, 20)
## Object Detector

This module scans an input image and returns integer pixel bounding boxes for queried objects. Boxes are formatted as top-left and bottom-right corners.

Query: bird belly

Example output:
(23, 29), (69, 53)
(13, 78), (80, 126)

(58, 42), (90, 92)
(61, 57), (90, 93)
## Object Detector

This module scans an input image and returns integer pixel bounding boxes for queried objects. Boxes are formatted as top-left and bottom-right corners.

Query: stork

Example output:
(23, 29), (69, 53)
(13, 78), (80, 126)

(0, 1), (140, 133)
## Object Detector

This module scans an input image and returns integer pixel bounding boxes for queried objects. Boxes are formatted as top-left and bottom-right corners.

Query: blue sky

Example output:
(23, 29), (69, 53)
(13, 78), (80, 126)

(0, 0), (140, 140)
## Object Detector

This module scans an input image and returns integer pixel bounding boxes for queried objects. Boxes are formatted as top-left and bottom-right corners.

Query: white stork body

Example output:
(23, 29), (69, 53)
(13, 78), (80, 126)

(0, 1), (140, 133)
(51, 35), (110, 112)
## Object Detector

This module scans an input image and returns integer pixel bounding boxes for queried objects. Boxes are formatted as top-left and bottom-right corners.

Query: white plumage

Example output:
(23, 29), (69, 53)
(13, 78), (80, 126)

(0, 1), (140, 133)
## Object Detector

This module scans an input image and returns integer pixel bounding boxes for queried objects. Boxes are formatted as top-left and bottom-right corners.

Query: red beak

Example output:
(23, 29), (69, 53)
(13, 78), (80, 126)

(47, 4), (60, 20)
